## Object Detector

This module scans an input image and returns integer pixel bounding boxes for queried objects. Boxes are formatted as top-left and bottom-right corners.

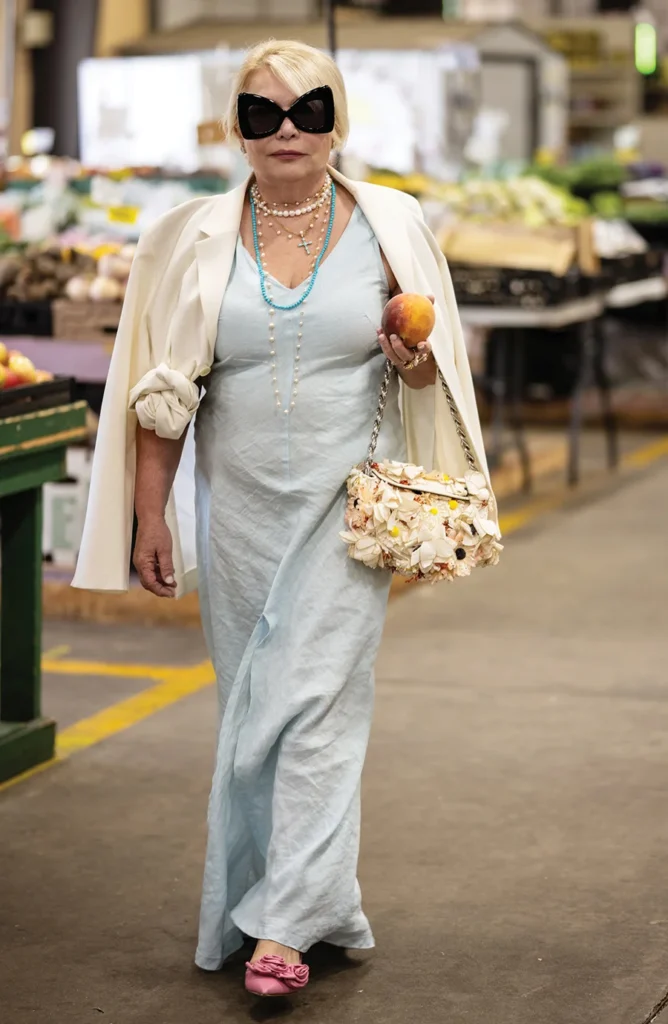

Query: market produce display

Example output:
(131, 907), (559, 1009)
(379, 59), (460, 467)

(367, 164), (668, 308)
(0, 154), (663, 336)
(64, 243), (135, 303)
(0, 340), (52, 389)
(528, 155), (628, 197)
(0, 238), (137, 305)
(0, 159), (224, 341)
(428, 176), (590, 229)
(0, 244), (95, 302)
(529, 158), (668, 241)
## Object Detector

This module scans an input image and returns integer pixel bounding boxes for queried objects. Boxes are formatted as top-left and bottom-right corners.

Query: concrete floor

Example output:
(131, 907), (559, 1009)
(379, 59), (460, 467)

(2, 461), (668, 1023)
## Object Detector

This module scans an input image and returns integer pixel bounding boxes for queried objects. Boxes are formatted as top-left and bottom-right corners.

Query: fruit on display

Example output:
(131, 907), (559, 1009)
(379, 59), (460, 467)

(8, 352), (37, 382)
(0, 240), (136, 304)
(367, 170), (433, 197)
(0, 368), (22, 388)
(0, 344), (52, 389)
(591, 191), (625, 219)
(64, 275), (93, 301)
(0, 252), (24, 291)
(432, 177), (590, 228)
(63, 243), (135, 303)
(365, 167), (592, 229)
(88, 276), (124, 302)
(381, 294), (435, 347)
(623, 200), (668, 224)
(528, 157), (628, 196)
(0, 245), (96, 302)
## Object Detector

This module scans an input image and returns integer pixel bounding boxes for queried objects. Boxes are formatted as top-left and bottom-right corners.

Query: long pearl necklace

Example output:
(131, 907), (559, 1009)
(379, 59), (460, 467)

(250, 179), (337, 415)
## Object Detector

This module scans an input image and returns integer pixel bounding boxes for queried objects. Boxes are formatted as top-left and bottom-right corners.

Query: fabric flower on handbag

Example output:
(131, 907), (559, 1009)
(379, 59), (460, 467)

(473, 514), (502, 540)
(411, 532), (456, 572)
(380, 461), (425, 482)
(464, 471), (490, 498)
(339, 531), (384, 568)
(341, 457), (503, 584)
(372, 500), (394, 525)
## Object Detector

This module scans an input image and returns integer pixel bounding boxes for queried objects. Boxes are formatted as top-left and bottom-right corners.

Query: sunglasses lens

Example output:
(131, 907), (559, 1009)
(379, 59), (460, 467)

(246, 102), (281, 137)
(292, 96), (327, 132)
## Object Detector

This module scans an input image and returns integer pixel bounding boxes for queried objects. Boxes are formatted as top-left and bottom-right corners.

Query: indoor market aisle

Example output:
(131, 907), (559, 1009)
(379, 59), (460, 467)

(2, 462), (668, 1024)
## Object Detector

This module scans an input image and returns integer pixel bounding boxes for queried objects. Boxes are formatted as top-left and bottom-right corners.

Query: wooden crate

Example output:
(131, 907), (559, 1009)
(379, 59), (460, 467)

(52, 299), (121, 343)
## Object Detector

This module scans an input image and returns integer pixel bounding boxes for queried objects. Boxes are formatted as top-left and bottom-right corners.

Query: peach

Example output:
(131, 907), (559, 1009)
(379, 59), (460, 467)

(3, 370), (23, 389)
(381, 293), (435, 348)
(8, 353), (37, 383)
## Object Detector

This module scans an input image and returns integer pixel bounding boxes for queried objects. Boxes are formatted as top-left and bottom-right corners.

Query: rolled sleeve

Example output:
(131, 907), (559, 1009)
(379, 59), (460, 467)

(129, 361), (205, 439)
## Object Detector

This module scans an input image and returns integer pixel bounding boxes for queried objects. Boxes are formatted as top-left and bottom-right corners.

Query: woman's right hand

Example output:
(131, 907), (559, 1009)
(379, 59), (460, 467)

(133, 516), (177, 598)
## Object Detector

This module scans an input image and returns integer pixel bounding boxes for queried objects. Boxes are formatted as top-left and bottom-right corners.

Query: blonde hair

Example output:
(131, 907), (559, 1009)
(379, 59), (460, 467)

(224, 39), (349, 149)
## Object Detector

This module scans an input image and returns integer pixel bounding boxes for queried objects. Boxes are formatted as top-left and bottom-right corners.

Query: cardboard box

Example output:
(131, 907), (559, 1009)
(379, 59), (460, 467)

(440, 219), (600, 277)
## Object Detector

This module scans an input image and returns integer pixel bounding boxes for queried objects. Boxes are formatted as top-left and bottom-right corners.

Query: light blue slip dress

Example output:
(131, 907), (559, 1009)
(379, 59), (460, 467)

(193, 203), (407, 969)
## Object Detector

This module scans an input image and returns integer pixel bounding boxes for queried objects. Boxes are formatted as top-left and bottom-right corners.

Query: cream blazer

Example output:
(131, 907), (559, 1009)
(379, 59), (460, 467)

(72, 168), (495, 595)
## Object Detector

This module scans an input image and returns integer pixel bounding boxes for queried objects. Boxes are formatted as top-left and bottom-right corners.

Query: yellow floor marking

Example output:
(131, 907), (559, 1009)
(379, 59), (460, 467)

(56, 660), (215, 757)
(3, 432), (668, 795)
(42, 658), (190, 681)
(623, 436), (668, 469)
(496, 435), (668, 536)
(42, 644), (71, 661)
(0, 661), (215, 795)
(392, 434), (668, 595)
(0, 757), (60, 794)
(498, 495), (564, 536)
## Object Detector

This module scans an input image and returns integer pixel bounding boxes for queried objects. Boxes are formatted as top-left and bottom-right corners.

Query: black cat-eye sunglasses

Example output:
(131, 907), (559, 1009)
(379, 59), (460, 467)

(237, 85), (335, 141)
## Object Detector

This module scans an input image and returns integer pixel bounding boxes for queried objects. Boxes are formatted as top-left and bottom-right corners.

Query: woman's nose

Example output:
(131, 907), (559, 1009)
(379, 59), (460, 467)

(276, 117), (299, 140)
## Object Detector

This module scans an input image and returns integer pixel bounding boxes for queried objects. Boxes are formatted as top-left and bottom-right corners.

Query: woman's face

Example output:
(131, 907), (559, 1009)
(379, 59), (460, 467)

(240, 69), (333, 188)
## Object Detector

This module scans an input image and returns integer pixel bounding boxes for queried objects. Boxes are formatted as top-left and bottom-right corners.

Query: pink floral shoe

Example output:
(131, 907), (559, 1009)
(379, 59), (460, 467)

(244, 954), (310, 997)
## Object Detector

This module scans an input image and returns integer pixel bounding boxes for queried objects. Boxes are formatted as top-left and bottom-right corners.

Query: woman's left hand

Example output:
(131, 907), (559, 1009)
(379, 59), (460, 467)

(376, 295), (437, 390)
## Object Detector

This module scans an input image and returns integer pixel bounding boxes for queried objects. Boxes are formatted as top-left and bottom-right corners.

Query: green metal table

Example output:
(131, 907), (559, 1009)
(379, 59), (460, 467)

(0, 400), (87, 784)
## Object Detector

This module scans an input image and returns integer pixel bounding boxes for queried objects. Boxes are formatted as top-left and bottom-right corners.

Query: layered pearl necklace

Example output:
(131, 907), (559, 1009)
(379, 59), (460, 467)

(251, 174), (331, 257)
(251, 175), (331, 219)
(250, 177), (336, 415)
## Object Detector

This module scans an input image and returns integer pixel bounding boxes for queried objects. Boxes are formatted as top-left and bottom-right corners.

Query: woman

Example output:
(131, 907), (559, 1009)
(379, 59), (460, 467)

(73, 39), (495, 998)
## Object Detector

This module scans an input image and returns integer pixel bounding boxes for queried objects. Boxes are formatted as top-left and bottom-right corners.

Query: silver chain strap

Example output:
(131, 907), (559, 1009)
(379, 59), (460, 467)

(365, 359), (477, 472)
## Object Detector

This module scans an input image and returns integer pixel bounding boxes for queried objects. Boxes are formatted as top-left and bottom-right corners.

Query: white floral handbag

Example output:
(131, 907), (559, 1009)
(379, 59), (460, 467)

(341, 362), (503, 583)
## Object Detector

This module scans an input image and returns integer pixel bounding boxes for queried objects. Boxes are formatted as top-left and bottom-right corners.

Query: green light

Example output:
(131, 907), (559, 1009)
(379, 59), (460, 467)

(635, 22), (657, 76)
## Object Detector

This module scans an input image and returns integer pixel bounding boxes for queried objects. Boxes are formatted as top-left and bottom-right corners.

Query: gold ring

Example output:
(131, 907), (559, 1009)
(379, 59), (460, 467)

(403, 351), (429, 371)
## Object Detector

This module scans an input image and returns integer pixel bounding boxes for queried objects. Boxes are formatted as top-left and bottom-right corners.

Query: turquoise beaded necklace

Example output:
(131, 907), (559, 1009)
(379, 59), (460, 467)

(250, 178), (337, 414)
(250, 179), (337, 312)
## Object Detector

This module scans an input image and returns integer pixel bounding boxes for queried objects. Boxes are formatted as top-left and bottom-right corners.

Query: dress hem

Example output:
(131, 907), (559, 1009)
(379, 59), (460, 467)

(194, 933), (376, 972)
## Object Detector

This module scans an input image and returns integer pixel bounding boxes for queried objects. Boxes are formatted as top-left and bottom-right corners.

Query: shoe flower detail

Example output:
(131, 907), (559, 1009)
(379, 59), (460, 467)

(246, 955), (310, 989)
(341, 460), (503, 584)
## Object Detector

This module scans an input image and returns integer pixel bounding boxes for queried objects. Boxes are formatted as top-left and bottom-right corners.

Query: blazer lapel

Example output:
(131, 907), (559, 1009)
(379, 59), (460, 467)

(195, 178), (249, 347)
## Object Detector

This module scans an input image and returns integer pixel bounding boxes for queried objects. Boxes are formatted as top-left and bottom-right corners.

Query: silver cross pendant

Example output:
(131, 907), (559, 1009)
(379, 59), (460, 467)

(298, 234), (312, 256)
